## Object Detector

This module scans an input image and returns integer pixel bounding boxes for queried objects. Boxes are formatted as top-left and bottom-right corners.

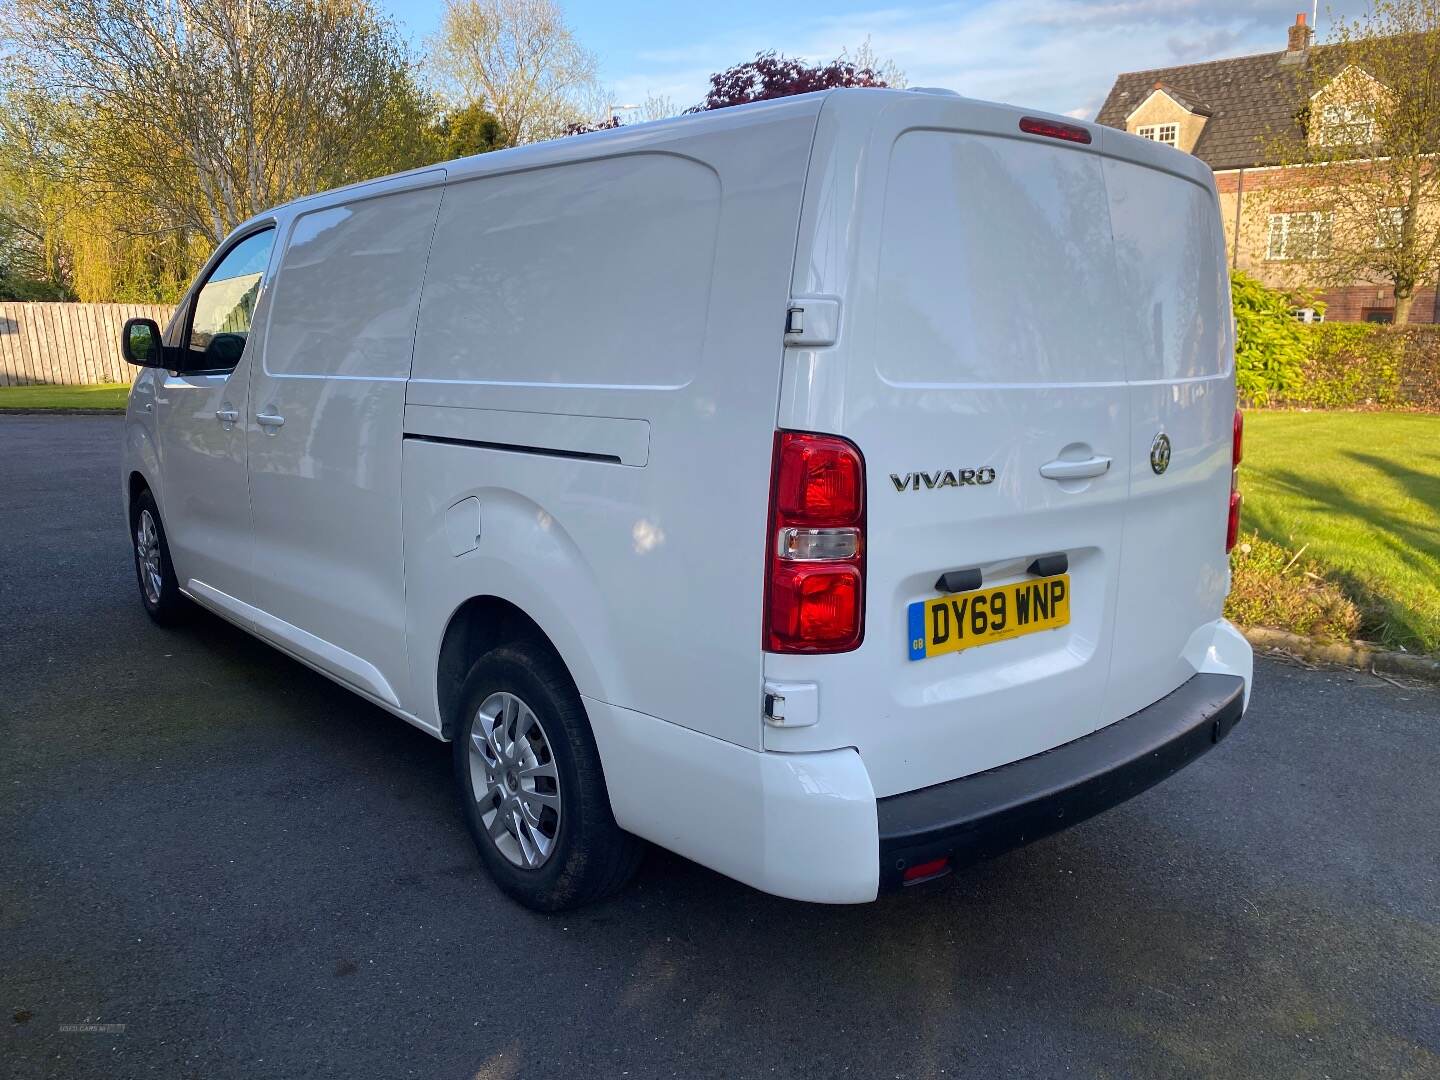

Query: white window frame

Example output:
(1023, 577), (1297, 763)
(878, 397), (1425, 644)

(1136, 123), (1179, 147)
(1375, 206), (1405, 249)
(1267, 211), (1334, 261)
(1290, 307), (1325, 324)
(1318, 102), (1375, 145)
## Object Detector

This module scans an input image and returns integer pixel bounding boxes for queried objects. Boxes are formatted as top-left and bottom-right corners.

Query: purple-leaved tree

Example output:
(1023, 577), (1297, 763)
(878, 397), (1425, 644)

(565, 48), (896, 135)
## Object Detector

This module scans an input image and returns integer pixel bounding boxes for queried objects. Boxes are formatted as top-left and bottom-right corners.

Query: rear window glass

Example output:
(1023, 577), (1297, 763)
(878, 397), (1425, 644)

(1103, 157), (1230, 380)
(875, 131), (1126, 386)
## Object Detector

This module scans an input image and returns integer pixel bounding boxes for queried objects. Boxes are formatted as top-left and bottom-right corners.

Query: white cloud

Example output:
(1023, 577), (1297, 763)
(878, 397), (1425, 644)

(605, 1), (1362, 119)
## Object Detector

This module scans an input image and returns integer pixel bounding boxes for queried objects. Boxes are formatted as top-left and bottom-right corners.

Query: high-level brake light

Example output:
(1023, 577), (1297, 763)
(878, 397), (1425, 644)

(1019, 116), (1093, 144)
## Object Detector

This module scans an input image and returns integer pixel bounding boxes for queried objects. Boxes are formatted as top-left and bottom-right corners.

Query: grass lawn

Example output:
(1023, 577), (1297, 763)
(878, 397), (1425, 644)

(0, 383), (130, 411)
(1240, 410), (1440, 654)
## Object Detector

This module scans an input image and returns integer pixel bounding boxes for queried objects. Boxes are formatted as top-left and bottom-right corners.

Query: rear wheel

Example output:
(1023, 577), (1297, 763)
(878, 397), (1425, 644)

(453, 641), (643, 911)
(130, 489), (186, 625)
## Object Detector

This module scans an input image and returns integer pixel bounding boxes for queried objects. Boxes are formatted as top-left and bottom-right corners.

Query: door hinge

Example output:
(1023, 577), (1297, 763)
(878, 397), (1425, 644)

(763, 680), (819, 728)
(783, 296), (841, 348)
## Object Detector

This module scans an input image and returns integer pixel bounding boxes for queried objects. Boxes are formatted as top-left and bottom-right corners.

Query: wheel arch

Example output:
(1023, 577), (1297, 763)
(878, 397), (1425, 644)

(436, 595), (582, 741)
(126, 470), (151, 517)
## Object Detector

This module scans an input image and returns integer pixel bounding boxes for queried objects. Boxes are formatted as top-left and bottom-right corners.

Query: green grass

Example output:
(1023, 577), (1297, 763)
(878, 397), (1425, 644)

(1239, 410), (1440, 654)
(0, 383), (130, 411)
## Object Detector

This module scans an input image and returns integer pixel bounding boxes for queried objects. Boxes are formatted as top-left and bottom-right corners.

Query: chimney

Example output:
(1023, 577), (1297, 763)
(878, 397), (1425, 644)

(1288, 12), (1312, 53)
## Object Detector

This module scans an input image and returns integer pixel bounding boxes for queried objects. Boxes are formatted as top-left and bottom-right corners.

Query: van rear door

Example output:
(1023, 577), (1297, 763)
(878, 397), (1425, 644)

(1098, 135), (1236, 722)
(767, 96), (1136, 798)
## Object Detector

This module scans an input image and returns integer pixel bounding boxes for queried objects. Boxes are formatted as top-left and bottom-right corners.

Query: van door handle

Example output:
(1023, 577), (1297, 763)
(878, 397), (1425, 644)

(256, 411), (285, 430)
(215, 406), (239, 423)
(1039, 455), (1111, 480)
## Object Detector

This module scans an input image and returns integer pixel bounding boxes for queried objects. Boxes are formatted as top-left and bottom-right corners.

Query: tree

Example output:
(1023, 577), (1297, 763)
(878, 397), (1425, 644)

(435, 101), (509, 160)
(563, 48), (902, 137)
(1, 0), (434, 268)
(637, 92), (678, 122)
(843, 36), (908, 91)
(430, 0), (598, 146)
(1263, 0), (1440, 323)
(0, 93), (71, 299)
(690, 49), (896, 112)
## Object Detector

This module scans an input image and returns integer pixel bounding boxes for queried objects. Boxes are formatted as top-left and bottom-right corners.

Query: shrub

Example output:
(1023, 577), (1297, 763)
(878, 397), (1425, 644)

(1225, 533), (1361, 641)
(1231, 271), (1308, 406)
(0, 274), (73, 302)
(1395, 327), (1440, 410)
(1287, 323), (1404, 408)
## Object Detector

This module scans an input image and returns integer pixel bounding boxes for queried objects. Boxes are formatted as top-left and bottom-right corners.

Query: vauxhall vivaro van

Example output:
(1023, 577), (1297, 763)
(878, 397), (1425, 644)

(120, 88), (1252, 911)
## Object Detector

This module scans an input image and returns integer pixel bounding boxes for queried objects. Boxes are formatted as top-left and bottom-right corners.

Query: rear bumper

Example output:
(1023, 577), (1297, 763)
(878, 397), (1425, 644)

(877, 671), (1246, 890)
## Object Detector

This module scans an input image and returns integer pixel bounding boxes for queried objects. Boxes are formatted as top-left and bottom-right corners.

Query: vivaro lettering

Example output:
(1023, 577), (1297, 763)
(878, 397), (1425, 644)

(890, 467), (996, 491)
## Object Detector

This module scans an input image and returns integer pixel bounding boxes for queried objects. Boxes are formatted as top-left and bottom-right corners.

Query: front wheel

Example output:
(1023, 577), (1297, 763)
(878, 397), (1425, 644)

(130, 489), (186, 625)
(454, 641), (644, 911)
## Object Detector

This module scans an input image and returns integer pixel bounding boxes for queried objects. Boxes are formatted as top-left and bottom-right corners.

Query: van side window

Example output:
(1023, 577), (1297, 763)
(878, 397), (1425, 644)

(412, 154), (720, 388)
(263, 189), (442, 379)
(186, 228), (276, 371)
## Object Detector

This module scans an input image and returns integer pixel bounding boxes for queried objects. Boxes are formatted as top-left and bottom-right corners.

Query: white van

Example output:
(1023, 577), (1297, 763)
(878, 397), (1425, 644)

(120, 88), (1252, 910)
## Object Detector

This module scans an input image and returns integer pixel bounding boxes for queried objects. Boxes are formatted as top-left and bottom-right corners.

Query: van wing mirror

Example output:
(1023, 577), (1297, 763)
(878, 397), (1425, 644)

(121, 317), (166, 367)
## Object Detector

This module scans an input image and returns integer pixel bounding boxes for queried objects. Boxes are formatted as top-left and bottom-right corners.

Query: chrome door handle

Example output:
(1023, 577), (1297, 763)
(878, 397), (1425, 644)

(256, 411), (285, 429)
(1039, 455), (1111, 480)
(215, 407), (239, 423)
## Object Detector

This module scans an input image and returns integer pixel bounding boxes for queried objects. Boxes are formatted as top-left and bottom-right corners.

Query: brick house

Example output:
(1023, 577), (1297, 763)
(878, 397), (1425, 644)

(1096, 13), (1437, 324)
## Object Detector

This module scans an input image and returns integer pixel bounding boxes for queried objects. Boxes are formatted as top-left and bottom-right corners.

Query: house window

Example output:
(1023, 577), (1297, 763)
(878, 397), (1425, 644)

(1290, 308), (1325, 324)
(1267, 211), (1333, 260)
(1318, 102), (1375, 145)
(1361, 308), (1394, 324)
(1136, 123), (1179, 147)
(1375, 207), (1405, 249)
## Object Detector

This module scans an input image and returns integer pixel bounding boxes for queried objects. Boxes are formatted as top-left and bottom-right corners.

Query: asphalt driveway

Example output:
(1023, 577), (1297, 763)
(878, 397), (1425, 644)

(2, 414), (1437, 1079)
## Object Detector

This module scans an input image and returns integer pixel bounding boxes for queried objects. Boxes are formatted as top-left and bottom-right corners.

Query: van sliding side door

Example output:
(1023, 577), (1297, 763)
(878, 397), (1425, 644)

(244, 177), (446, 710)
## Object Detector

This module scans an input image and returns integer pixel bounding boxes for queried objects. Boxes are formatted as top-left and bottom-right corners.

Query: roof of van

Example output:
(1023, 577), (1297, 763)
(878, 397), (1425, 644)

(249, 90), (842, 228)
(232, 86), (1204, 237)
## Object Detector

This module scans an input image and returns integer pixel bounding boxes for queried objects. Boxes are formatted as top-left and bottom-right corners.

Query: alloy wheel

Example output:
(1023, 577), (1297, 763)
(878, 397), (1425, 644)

(468, 692), (562, 869)
(135, 509), (163, 605)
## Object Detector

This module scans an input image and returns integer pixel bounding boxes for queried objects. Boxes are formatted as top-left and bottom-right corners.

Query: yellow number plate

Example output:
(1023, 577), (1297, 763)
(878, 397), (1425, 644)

(907, 574), (1071, 660)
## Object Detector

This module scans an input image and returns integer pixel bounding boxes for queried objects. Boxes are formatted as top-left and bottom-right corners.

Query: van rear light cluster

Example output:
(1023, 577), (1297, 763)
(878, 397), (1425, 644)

(1226, 408), (1243, 553)
(764, 431), (866, 653)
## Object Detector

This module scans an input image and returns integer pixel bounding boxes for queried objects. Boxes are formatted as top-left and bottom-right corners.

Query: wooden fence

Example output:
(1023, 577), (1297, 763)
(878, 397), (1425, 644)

(0, 303), (175, 386)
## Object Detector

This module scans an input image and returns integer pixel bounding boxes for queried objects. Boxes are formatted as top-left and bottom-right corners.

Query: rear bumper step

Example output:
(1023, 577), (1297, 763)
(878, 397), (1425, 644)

(877, 672), (1246, 890)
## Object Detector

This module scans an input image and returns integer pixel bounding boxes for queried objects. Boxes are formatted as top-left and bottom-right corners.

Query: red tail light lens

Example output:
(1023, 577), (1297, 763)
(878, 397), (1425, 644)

(774, 435), (863, 525)
(768, 564), (862, 651)
(1226, 408), (1243, 553)
(1226, 489), (1243, 554)
(1019, 116), (1093, 144)
(765, 432), (865, 653)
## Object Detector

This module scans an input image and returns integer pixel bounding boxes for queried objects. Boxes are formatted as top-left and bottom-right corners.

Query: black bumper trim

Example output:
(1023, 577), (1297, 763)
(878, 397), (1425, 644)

(877, 672), (1246, 890)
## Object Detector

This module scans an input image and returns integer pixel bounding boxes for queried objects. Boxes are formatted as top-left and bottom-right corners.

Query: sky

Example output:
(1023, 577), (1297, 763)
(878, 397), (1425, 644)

(384, 0), (1367, 121)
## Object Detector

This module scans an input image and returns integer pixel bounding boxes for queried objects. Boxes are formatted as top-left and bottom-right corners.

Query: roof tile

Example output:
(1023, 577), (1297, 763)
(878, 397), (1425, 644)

(1096, 46), (1344, 170)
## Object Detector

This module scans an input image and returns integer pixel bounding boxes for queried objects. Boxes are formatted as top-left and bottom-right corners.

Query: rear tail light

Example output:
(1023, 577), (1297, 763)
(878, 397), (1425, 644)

(765, 431), (865, 653)
(1019, 116), (1093, 144)
(1226, 408), (1243, 553)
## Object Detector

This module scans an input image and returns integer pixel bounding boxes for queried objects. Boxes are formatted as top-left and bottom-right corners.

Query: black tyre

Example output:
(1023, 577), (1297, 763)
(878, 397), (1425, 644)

(130, 488), (187, 626)
(453, 640), (644, 911)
